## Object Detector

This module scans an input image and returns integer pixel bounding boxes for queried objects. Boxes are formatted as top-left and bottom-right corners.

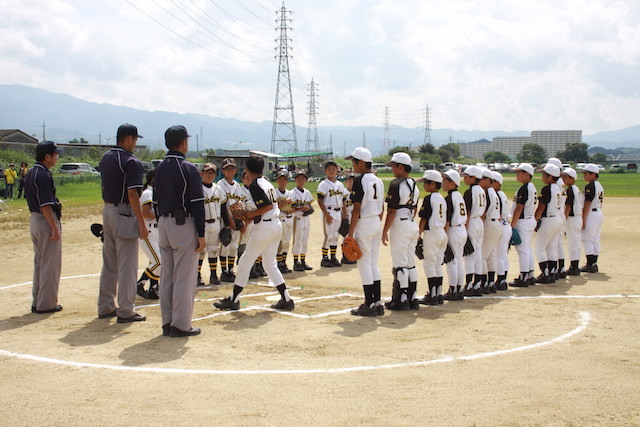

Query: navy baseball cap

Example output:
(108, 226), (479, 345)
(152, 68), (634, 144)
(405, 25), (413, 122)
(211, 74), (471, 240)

(36, 141), (62, 158)
(117, 123), (143, 139)
(165, 125), (190, 146)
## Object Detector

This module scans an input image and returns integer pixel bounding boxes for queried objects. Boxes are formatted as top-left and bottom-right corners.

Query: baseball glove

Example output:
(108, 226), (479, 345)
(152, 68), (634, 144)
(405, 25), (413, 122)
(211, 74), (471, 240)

(342, 236), (362, 261)
(510, 227), (522, 246)
(338, 218), (350, 237)
(415, 237), (424, 260)
(443, 244), (454, 264)
(219, 227), (232, 247)
(301, 205), (315, 217)
(230, 201), (248, 221)
(463, 236), (475, 256)
(90, 223), (104, 242)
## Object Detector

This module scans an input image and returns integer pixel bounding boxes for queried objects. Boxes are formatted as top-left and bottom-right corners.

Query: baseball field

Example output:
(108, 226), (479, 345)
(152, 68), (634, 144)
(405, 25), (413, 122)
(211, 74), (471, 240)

(0, 183), (639, 425)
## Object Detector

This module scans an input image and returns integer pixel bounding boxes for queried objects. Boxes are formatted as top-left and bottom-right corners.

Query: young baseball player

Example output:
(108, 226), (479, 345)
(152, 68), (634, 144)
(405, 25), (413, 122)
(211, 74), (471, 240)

(238, 169), (265, 279)
(218, 158), (244, 282)
(480, 168), (502, 293)
(346, 147), (385, 316)
(546, 158), (567, 278)
(275, 171), (294, 274)
(580, 163), (604, 273)
(318, 161), (348, 268)
(382, 152), (420, 310)
(561, 168), (582, 276)
(197, 163), (226, 286)
(462, 166), (486, 296)
(442, 170), (468, 301)
(341, 174), (357, 265)
(137, 170), (161, 299)
(492, 172), (512, 290)
(290, 170), (315, 271)
(417, 170), (447, 305)
(509, 163), (538, 287)
(534, 164), (564, 283)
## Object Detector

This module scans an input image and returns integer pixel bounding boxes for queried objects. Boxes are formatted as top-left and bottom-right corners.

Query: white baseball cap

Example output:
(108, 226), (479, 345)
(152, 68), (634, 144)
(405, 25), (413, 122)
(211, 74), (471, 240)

(417, 170), (443, 183)
(443, 170), (461, 186)
(543, 164), (561, 177)
(581, 163), (599, 173)
(546, 157), (562, 168)
(481, 167), (494, 179)
(492, 171), (503, 184)
(345, 147), (372, 163)
(513, 163), (534, 176)
(462, 165), (483, 179)
(561, 167), (577, 179)
(384, 152), (412, 167)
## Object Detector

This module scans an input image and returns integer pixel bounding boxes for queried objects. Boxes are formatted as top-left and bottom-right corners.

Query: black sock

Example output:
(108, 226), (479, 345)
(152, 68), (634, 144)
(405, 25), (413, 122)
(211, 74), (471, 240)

(282, 252), (288, 263)
(558, 259), (565, 271)
(373, 280), (381, 303)
(437, 277), (443, 296)
(408, 281), (417, 301)
(571, 260), (579, 269)
(276, 283), (290, 301)
(330, 245), (338, 259)
(428, 277), (437, 297)
(138, 271), (150, 283)
(593, 255), (598, 265)
(220, 256), (227, 273)
(363, 284), (374, 306)
(488, 272), (495, 284)
(539, 262), (548, 276)
(466, 274), (474, 289)
(232, 285), (243, 303)
(322, 247), (328, 259)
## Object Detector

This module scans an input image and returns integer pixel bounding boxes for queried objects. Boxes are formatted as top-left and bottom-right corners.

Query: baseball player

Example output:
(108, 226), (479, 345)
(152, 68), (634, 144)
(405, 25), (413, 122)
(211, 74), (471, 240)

(198, 163), (226, 286)
(24, 141), (63, 314)
(546, 158), (567, 278)
(318, 161), (348, 268)
(214, 156), (295, 311)
(561, 168), (583, 276)
(416, 170), (447, 305)
(480, 168), (502, 293)
(534, 164), (564, 284)
(341, 174), (357, 265)
(442, 170), (468, 301)
(275, 171), (294, 274)
(137, 170), (161, 299)
(382, 152), (420, 310)
(461, 166), (486, 296)
(238, 169), (265, 279)
(290, 170), (314, 271)
(217, 158), (244, 283)
(509, 163), (538, 287)
(580, 163), (604, 273)
(346, 147), (385, 316)
(492, 172), (512, 290)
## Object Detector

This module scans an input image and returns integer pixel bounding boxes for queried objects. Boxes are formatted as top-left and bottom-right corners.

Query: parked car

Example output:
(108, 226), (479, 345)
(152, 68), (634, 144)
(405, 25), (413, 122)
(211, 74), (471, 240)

(594, 164), (605, 172)
(621, 163), (638, 171)
(140, 161), (153, 173)
(60, 163), (100, 175)
(422, 163), (436, 170)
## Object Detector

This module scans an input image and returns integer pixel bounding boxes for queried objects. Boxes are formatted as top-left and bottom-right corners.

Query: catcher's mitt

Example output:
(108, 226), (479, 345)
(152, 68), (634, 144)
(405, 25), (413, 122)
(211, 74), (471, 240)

(219, 227), (232, 247)
(509, 227), (522, 246)
(301, 205), (315, 217)
(342, 236), (362, 262)
(230, 201), (248, 221)
(463, 236), (475, 256)
(443, 244), (454, 264)
(338, 218), (350, 237)
(415, 237), (424, 260)
(90, 223), (104, 242)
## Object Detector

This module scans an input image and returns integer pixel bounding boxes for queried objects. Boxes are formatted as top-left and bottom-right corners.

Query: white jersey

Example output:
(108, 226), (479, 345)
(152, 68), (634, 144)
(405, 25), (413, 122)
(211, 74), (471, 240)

(239, 185), (256, 211)
(275, 187), (293, 218)
(484, 187), (501, 220)
(419, 192), (446, 230)
(218, 178), (244, 205)
(565, 184), (582, 217)
(497, 190), (511, 221)
(290, 186), (314, 217)
(445, 190), (467, 227)
(556, 177), (567, 218)
(139, 186), (157, 226)
(583, 181), (604, 210)
(385, 177), (420, 219)
(202, 182), (225, 221)
(351, 172), (384, 218)
(512, 182), (537, 219)
(247, 176), (279, 222)
(539, 183), (562, 217)
(464, 184), (486, 219)
(344, 187), (354, 219)
(317, 179), (346, 209)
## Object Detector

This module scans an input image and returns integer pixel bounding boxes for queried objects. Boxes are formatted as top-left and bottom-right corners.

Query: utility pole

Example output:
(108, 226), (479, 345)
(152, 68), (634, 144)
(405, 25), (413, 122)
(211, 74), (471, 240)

(382, 106), (390, 154)
(40, 121), (46, 141)
(423, 104), (431, 145)
(271, 2), (298, 154)
(305, 78), (319, 152)
(362, 132), (367, 148)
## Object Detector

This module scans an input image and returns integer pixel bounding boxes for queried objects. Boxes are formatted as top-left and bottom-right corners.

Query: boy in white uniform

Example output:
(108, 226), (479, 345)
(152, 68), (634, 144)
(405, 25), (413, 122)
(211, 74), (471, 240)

(238, 169), (264, 279)
(480, 168), (502, 293)
(137, 170), (161, 299)
(341, 174), (357, 265)
(417, 170), (447, 305)
(317, 161), (348, 267)
(492, 172), (512, 290)
(197, 163), (225, 286)
(534, 164), (564, 284)
(218, 158), (244, 282)
(442, 170), (468, 301)
(290, 170), (315, 271)
(546, 158), (567, 279)
(509, 163), (538, 287)
(561, 168), (583, 276)
(462, 165), (486, 297)
(275, 171), (294, 273)
(580, 163), (605, 273)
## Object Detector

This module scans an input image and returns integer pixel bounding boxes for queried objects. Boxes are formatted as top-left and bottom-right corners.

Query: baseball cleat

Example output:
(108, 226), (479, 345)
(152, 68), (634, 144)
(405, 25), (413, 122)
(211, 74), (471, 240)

(509, 278), (528, 287)
(209, 274), (221, 285)
(293, 262), (305, 272)
(535, 274), (552, 284)
(410, 299), (420, 309)
(331, 257), (342, 267)
(443, 290), (458, 301)
(580, 264), (598, 273)
(169, 326), (201, 337)
(565, 267), (581, 276)
(384, 300), (410, 310)
(137, 283), (148, 298)
(320, 258), (334, 267)
(271, 298), (295, 311)
(376, 304), (385, 316)
(213, 297), (240, 311)
(489, 284), (497, 293)
(496, 281), (508, 291)
(438, 295), (444, 305)
(220, 272), (236, 282)
(341, 256), (356, 265)
(457, 291), (465, 301)
(482, 285), (490, 294)
(301, 262), (313, 271)
(350, 304), (378, 317)
(117, 313), (146, 323)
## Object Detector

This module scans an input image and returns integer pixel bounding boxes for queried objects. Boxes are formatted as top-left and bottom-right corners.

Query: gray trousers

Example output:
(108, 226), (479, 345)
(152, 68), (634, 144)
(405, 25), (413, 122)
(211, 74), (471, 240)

(98, 204), (138, 318)
(158, 215), (198, 331)
(30, 213), (61, 311)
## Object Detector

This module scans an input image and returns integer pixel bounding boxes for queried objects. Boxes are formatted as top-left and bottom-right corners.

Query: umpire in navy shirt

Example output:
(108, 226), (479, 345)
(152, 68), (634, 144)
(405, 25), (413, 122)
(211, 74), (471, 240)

(24, 141), (63, 314)
(97, 124), (149, 323)
(155, 125), (206, 337)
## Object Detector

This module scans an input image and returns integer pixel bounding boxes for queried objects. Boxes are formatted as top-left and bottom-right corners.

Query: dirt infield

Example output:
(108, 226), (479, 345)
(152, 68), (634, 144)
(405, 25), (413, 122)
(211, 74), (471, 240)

(1, 198), (639, 425)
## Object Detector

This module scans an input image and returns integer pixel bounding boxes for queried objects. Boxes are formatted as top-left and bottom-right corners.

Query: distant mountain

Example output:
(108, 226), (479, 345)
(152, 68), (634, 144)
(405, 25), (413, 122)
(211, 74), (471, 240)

(1, 84), (638, 154)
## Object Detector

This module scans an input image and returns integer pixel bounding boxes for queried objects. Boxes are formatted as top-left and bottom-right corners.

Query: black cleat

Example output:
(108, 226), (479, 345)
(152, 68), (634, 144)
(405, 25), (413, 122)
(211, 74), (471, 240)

(410, 299), (420, 309)
(213, 296), (240, 311)
(341, 256), (356, 265)
(293, 262), (306, 272)
(376, 305), (385, 316)
(117, 313), (146, 323)
(331, 257), (342, 267)
(443, 290), (458, 301)
(137, 283), (148, 298)
(384, 300), (410, 310)
(482, 285), (490, 294)
(496, 281), (508, 291)
(565, 267), (581, 276)
(220, 272), (236, 282)
(271, 298), (295, 311)
(321, 258), (334, 267)
(209, 274), (221, 285)
(489, 284), (497, 293)
(162, 323), (170, 336)
(438, 295), (444, 305)
(457, 291), (465, 301)
(558, 270), (567, 279)
(509, 278), (529, 288)
(301, 262), (313, 271)
(580, 264), (598, 273)
(351, 304), (378, 317)
(147, 286), (159, 300)
(169, 326), (201, 337)
(197, 275), (205, 287)
(34, 305), (63, 314)
(536, 274), (552, 284)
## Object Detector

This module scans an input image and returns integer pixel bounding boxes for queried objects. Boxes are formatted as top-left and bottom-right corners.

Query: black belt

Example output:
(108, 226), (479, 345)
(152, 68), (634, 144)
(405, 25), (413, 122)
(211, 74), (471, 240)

(399, 217), (412, 221)
(205, 219), (216, 223)
(332, 207), (341, 211)
(286, 214), (292, 218)
(488, 218), (497, 221)
(451, 224), (463, 227)
(161, 209), (189, 218)
(592, 208), (598, 212)
(106, 202), (129, 207)
(263, 219), (272, 222)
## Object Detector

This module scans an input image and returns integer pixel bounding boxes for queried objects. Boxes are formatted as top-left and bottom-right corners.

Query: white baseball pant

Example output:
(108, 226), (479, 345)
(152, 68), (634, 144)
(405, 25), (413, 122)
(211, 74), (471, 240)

(446, 225), (467, 287)
(497, 221), (512, 276)
(278, 215), (294, 254)
(390, 217), (419, 288)
(236, 219), (284, 288)
(514, 218), (536, 274)
(581, 210), (603, 255)
(292, 215), (311, 255)
(199, 220), (221, 261)
(422, 228), (447, 278)
(534, 216), (563, 262)
(140, 226), (161, 279)
(482, 219), (502, 274)
(355, 216), (382, 285)
(565, 216), (582, 261)
(323, 209), (342, 249)
(464, 217), (484, 275)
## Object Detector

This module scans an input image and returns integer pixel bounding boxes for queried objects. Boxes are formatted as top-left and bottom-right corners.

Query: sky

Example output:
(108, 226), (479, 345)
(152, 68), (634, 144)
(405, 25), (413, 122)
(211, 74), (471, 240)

(1, 0), (639, 135)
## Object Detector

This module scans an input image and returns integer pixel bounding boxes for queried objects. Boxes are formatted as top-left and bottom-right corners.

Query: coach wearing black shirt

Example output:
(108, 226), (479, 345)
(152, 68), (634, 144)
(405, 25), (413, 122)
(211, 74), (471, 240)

(97, 124), (148, 323)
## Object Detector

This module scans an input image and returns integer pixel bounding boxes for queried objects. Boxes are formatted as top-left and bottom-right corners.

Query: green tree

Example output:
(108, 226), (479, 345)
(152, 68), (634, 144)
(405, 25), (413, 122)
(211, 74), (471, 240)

(420, 153), (441, 166)
(484, 151), (510, 163)
(557, 143), (589, 163)
(517, 143), (547, 164)
(440, 143), (460, 158)
(419, 143), (435, 154)
(388, 146), (411, 156)
(373, 154), (391, 164)
(436, 147), (453, 163)
(590, 152), (608, 164)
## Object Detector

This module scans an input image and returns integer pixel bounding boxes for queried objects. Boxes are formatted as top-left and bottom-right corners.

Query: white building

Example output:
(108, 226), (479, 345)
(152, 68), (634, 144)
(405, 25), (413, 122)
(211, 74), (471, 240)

(458, 130), (582, 160)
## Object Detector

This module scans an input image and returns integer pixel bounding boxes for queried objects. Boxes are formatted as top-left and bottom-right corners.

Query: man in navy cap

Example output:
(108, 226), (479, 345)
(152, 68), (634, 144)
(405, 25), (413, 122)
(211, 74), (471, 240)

(155, 125), (206, 337)
(97, 124), (148, 323)
(24, 141), (64, 313)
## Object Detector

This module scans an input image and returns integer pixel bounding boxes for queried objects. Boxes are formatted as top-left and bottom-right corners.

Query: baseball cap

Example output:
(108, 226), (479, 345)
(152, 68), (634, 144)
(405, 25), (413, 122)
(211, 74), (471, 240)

(165, 125), (190, 146)
(443, 170), (461, 186)
(202, 162), (216, 172)
(546, 157), (562, 168)
(513, 163), (534, 176)
(9, 163), (15, 167)
(276, 170), (289, 179)
(561, 167), (577, 179)
(481, 167), (494, 179)
(324, 160), (338, 169)
(35, 140), (62, 158)
(542, 164), (560, 177)
(492, 171), (504, 184)
(462, 165), (483, 179)
(383, 152), (412, 167)
(221, 158), (237, 169)
(345, 147), (373, 163)
(417, 170), (442, 183)
(581, 163), (599, 173)
(295, 170), (308, 178)
(117, 123), (143, 139)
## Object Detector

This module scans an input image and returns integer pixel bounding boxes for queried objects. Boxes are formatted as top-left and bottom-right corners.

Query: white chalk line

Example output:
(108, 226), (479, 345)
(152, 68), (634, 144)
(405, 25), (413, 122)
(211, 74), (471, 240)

(0, 311), (591, 375)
